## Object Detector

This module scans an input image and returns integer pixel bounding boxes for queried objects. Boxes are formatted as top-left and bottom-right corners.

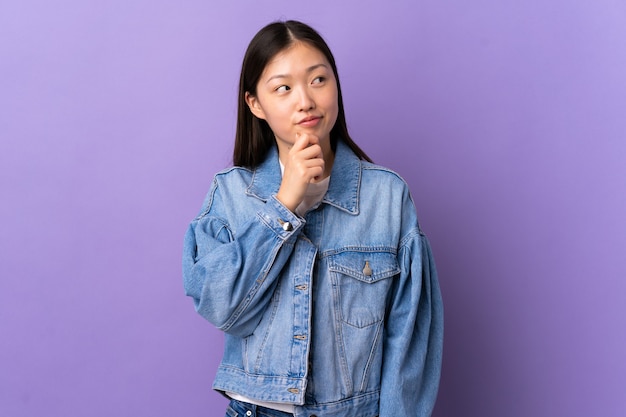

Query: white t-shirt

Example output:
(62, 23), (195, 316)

(278, 160), (330, 217)
(295, 176), (330, 217)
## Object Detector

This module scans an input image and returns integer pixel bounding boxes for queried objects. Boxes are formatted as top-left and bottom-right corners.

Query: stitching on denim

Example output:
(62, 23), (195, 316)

(253, 283), (282, 373)
(359, 320), (383, 392)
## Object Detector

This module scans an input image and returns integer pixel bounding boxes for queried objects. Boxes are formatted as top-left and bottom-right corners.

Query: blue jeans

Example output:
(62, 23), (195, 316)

(226, 399), (294, 417)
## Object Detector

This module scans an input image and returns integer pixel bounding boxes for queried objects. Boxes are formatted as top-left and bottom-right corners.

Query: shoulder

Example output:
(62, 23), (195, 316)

(211, 165), (256, 198)
(359, 160), (423, 234)
(213, 165), (253, 184)
(195, 166), (254, 219)
(360, 161), (411, 192)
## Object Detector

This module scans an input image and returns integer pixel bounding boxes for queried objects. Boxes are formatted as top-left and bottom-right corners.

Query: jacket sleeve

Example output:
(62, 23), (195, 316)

(379, 228), (444, 417)
(182, 179), (304, 338)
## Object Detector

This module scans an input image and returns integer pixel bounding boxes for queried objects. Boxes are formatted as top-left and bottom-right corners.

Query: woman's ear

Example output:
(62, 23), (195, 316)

(245, 92), (266, 120)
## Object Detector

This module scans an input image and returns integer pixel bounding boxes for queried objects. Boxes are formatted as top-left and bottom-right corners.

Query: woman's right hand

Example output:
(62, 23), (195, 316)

(276, 133), (325, 212)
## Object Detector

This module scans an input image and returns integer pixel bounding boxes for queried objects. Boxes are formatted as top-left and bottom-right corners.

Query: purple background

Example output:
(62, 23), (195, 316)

(1, 1), (625, 416)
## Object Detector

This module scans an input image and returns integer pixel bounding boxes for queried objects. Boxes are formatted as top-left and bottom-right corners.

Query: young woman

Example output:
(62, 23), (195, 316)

(183, 20), (443, 417)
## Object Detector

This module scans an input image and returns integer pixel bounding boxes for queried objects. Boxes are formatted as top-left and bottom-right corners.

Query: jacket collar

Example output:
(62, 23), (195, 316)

(246, 140), (361, 215)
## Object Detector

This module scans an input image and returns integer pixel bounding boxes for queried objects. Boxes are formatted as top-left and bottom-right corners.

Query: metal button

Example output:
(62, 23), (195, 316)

(278, 219), (293, 231)
(363, 261), (372, 276)
(245, 411), (252, 417)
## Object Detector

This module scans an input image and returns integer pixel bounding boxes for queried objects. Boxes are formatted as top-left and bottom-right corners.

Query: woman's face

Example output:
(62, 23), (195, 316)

(246, 41), (339, 155)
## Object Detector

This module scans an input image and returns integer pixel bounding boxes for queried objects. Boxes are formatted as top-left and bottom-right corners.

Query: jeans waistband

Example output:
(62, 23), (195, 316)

(227, 399), (295, 417)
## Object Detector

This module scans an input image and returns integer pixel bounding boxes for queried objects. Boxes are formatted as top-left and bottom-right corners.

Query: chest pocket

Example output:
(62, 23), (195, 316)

(328, 250), (400, 328)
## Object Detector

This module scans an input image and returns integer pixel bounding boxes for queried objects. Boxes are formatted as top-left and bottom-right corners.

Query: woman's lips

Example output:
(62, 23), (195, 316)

(297, 116), (321, 127)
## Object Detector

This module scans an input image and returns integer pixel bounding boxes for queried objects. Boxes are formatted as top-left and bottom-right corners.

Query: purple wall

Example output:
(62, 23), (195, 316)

(1, 1), (625, 416)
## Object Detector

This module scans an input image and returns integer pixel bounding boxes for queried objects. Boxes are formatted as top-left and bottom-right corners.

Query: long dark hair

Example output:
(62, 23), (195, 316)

(233, 20), (372, 168)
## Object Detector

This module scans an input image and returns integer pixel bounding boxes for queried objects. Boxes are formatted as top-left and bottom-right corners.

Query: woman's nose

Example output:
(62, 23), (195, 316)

(296, 88), (315, 111)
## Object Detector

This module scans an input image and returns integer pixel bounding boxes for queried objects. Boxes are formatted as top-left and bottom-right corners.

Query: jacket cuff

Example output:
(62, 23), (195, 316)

(258, 195), (304, 240)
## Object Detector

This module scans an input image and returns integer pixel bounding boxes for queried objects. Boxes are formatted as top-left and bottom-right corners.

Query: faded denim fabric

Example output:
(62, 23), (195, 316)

(183, 140), (443, 417)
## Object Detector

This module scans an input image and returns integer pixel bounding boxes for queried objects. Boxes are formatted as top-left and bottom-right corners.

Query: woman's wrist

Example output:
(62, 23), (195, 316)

(275, 189), (299, 213)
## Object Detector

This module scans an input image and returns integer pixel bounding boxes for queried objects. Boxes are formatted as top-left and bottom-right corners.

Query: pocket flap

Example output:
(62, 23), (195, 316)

(328, 250), (400, 283)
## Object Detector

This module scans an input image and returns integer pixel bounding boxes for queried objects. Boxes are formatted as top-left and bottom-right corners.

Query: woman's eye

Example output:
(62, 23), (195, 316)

(312, 76), (325, 84)
(276, 85), (290, 93)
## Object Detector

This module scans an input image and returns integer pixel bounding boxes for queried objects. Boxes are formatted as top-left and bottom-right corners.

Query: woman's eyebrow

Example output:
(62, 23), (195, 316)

(265, 64), (329, 84)
(306, 63), (329, 73)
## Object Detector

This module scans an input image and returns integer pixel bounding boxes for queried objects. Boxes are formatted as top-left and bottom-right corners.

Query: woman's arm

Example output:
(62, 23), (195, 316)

(379, 229), (444, 416)
(182, 180), (303, 338)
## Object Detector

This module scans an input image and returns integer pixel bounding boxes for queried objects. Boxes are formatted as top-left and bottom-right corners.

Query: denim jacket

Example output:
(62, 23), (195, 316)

(183, 140), (443, 417)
